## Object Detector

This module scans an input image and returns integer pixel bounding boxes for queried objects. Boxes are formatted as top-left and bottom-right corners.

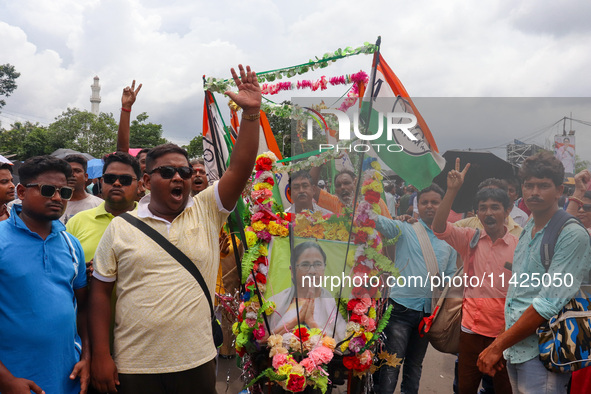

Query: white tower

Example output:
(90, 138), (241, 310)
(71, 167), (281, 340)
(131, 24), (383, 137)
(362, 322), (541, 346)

(90, 76), (101, 115)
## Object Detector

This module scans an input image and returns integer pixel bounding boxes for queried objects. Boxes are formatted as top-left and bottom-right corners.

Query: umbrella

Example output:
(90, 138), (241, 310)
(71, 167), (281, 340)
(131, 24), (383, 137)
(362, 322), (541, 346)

(432, 150), (517, 213)
(87, 159), (104, 179)
(51, 148), (94, 161)
(0, 154), (13, 165)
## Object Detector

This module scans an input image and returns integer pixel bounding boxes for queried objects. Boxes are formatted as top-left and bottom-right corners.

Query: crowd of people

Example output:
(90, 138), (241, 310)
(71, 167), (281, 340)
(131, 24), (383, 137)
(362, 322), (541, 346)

(1, 62), (591, 394)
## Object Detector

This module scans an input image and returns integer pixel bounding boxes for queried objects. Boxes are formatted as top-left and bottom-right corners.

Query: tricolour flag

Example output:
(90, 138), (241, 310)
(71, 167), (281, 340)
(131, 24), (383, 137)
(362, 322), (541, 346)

(362, 54), (445, 190)
(203, 91), (231, 182)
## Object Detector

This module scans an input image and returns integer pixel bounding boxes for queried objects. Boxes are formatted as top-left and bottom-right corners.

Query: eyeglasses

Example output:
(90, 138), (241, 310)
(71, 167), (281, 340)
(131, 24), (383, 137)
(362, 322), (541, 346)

(149, 166), (194, 179)
(103, 173), (137, 186)
(25, 184), (73, 200)
(578, 204), (591, 213)
(296, 262), (325, 271)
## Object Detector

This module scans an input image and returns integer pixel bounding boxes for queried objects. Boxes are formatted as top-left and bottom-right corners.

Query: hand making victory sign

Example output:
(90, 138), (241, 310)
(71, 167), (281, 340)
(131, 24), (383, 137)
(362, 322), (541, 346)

(447, 157), (471, 192)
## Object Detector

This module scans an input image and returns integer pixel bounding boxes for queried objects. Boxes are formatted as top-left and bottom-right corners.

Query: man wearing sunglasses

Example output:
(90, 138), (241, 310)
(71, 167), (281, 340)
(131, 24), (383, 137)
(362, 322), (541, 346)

(66, 152), (141, 280)
(90, 64), (261, 394)
(0, 156), (89, 394)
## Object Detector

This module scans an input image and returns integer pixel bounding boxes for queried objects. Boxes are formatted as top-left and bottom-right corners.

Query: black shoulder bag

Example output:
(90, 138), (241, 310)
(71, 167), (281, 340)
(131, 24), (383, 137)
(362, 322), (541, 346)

(120, 213), (223, 348)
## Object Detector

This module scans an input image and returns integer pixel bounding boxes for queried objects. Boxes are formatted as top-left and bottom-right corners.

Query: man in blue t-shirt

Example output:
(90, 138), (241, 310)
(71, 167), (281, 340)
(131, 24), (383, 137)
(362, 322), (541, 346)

(0, 156), (89, 394)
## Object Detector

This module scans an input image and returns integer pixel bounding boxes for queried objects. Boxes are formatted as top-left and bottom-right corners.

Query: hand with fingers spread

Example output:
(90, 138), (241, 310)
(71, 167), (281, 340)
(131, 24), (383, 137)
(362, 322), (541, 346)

(446, 157), (471, 192)
(121, 80), (142, 111)
(574, 169), (591, 193)
(224, 65), (261, 115)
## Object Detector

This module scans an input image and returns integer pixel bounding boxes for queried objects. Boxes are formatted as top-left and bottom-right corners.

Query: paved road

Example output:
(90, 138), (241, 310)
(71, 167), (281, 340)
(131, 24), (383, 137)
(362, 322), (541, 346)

(216, 345), (457, 393)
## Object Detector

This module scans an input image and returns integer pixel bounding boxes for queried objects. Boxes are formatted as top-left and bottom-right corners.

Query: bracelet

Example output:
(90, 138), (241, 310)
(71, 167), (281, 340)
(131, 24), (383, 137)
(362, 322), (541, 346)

(242, 112), (260, 121)
(121, 107), (131, 113)
(569, 196), (584, 206)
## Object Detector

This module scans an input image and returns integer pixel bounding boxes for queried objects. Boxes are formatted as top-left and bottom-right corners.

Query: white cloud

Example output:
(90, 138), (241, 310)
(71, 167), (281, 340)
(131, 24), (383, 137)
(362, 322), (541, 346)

(1, 0), (591, 158)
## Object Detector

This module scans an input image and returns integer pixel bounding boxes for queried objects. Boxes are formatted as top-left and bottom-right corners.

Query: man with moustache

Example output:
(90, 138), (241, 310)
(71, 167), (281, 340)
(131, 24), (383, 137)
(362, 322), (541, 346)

(374, 183), (457, 394)
(0, 156), (89, 394)
(287, 171), (332, 214)
(89, 64), (261, 394)
(433, 159), (515, 394)
(0, 163), (15, 221)
(66, 152), (140, 279)
(311, 168), (392, 218)
(478, 152), (591, 393)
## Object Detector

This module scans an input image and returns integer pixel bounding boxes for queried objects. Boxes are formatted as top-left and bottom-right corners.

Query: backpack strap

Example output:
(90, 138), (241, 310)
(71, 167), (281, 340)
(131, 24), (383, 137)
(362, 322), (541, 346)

(540, 209), (587, 272)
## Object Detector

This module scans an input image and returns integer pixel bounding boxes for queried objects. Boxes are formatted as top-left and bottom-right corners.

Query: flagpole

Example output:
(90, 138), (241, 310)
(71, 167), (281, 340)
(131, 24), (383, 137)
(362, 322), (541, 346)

(332, 36), (381, 340)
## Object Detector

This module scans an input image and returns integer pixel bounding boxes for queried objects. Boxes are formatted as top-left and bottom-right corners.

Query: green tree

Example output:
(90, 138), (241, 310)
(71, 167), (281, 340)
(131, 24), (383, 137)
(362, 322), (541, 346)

(0, 64), (20, 111)
(266, 100), (292, 158)
(0, 121), (50, 160)
(185, 135), (203, 159)
(575, 154), (590, 173)
(129, 112), (167, 148)
(47, 108), (118, 157)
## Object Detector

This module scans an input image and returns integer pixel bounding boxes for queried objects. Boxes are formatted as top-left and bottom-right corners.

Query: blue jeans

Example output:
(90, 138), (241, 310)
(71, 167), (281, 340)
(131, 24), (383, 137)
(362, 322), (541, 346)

(375, 301), (429, 394)
(507, 358), (570, 394)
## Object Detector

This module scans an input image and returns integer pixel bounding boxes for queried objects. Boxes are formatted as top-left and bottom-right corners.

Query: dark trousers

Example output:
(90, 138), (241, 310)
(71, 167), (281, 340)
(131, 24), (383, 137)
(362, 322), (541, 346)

(458, 331), (511, 394)
(117, 358), (217, 394)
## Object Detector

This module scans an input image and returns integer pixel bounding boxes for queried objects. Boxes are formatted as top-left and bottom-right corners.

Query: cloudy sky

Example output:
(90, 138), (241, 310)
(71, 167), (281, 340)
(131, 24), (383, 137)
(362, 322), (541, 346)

(2, 0), (591, 161)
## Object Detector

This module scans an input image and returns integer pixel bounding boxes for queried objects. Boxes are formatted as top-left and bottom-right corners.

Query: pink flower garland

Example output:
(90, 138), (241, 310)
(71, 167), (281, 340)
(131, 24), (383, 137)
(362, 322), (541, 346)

(260, 71), (368, 95)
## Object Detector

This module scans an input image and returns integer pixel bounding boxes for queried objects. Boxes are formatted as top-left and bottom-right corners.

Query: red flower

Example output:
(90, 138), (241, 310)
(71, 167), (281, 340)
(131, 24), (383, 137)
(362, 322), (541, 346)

(255, 272), (267, 284)
(283, 213), (294, 222)
(347, 299), (360, 311)
(286, 373), (306, 392)
(293, 327), (310, 342)
(365, 190), (380, 204)
(264, 177), (275, 186)
(343, 355), (361, 370)
(255, 157), (273, 171)
(354, 230), (368, 244)
(361, 219), (376, 228)
(350, 313), (363, 323)
(352, 264), (371, 276)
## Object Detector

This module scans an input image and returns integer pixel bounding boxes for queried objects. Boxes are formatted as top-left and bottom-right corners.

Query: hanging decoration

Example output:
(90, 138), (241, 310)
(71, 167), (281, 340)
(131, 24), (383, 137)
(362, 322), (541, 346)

(204, 42), (377, 93)
(259, 71), (368, 95)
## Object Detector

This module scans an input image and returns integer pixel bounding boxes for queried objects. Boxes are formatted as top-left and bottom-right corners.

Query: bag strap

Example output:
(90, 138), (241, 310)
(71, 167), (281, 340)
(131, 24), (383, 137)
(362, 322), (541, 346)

(412, 222), (439, 278)
(119, 213), (215, 320)
(540, 209), (587, 272)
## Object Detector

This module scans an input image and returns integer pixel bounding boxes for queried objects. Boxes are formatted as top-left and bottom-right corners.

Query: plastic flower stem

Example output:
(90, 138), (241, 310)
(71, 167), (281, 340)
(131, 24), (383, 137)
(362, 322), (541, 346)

(289, 223), (306, 360)
(250, 268), (271, 335)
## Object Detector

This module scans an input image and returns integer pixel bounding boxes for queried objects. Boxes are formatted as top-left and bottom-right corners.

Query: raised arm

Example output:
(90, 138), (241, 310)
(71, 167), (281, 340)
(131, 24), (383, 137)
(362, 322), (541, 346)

(566, 169), (590, 216)
(432, 158), (470, 234)
(309, 166), (321, 202)
(218, 65), (261, 210)
(116, 80), (142, 153)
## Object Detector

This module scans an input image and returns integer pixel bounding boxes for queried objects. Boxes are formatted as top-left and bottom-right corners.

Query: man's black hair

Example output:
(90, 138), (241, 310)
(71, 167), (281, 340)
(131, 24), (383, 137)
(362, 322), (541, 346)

(478, 178), (508, 192)
(417, 183), (445, 200)
(290, 170), (312, 185)
(145, 143), (189, 173)
(474, 187), (511, 211)
(518, 151), (564, 187)
(103, 152), (141, 179)
(64, 154), (88, 173)
(334, 169), (356, 184)
(0, 163), (12, 173)
(138, 148), (151, 156)
(18, 156), (72, 186)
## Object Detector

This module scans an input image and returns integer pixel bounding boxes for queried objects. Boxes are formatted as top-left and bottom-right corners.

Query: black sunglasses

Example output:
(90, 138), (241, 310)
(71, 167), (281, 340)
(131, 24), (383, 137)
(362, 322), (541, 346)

(25, 183), (73, 200)
(103, 173), (137, 186)
(579, 204), (591, 213)
(149, 166), (194, 179)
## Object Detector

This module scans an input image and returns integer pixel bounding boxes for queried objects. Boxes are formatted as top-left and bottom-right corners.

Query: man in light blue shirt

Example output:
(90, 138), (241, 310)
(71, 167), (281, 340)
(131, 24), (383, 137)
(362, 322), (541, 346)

(478, 152), (591, 394)
(0, 156), (89, 394)
(375, 183), (457, 394)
